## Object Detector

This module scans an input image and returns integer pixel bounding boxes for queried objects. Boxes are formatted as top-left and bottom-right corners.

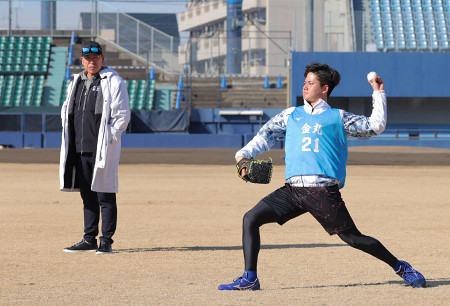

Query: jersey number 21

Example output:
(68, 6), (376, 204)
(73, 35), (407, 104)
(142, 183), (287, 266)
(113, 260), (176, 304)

(302, 137), (320, 152)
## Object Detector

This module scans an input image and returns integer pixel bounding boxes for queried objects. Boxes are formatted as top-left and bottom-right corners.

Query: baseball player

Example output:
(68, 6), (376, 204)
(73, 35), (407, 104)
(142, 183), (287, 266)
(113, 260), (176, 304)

(218, 63), (426, 290)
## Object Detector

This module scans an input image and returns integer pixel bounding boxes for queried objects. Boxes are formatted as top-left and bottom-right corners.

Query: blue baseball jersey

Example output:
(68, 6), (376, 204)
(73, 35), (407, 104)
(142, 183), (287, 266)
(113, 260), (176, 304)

(285, 106), (348, 188)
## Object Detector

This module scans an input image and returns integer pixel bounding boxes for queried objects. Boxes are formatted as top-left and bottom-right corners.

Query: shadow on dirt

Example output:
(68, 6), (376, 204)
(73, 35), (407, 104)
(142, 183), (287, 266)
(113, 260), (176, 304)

(278, 278), (450, 289)
(116, 243), (346, 253)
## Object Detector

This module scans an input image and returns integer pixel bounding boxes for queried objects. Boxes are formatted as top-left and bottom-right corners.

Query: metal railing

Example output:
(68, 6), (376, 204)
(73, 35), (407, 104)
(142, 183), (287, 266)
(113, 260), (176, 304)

(96, 2), (181, 74)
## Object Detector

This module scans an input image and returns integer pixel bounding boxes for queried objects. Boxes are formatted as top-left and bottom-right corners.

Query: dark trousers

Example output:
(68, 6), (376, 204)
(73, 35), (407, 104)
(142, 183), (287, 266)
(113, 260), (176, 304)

(243, 194), (398, 272)
(76, 153), (117, 244)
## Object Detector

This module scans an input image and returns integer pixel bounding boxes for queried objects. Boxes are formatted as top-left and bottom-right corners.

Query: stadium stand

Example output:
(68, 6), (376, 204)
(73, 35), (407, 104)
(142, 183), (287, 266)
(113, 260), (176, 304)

(122, 78), (158, 111)
(0, 36), (52, 107)
(370, 0), (450, 51)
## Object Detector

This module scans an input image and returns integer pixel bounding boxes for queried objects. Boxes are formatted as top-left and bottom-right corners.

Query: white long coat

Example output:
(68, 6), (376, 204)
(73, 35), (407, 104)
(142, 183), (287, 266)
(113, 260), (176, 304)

(59, 68), (130, 193)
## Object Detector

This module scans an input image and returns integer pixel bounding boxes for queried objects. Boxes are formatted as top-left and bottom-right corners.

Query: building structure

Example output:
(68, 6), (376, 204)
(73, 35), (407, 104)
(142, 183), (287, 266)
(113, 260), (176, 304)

(178, 0), (354, 76)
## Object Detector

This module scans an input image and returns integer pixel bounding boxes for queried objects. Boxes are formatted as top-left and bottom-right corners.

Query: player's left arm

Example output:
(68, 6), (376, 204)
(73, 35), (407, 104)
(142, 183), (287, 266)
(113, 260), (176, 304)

(341, 76), (386, 138)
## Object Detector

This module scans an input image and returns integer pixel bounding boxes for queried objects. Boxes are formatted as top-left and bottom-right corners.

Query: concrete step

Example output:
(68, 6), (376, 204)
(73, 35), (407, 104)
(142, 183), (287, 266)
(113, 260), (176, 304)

(43, 46), (69, 107)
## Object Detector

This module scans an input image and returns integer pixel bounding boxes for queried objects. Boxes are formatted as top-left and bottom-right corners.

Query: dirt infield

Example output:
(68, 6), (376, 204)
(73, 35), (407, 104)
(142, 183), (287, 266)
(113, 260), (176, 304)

(1, 147), (450, 305)
(1, 146), (450, 165)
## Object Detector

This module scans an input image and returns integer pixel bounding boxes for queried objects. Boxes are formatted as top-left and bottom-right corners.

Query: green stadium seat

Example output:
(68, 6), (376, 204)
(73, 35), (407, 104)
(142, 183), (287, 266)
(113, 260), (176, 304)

(2, 96), (12, 107)
(15, 76), (23, 85)
(2, 81), (13, 106)
(128, 90), (136, 98)
(0, 43), (5, 51)
(60, 79), (70, 105)
(6, 36), (16, 44)
(6, 50), (14, 57)
(31, 57), (40, 64)
(12, 96), (22, 107)
(6, 42), (15, 51)
(128, 80), (137, 89)
(0, 37), (6, 44)
(146, 80), (156, 110)
(23, 94), (33, 107)
(4, 57), (13, 64)
(30, 65), (39, 73)
(2, 64), (12, 72)
(0, 75), (4, 97)
(13, 57), (22, 65)
(34, 95), (43, 106)
(32, 87), (43, 106)
(16, 37), (25, 44)
(12, 64), (21, 73)
(135, 100), (144, 110)
(39, 64), (47, 73)
(25, 75), (35, 88)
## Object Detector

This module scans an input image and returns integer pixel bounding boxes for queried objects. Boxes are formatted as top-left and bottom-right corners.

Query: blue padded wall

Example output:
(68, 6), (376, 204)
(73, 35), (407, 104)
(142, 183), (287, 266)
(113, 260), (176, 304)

(291, 52), (450, 101)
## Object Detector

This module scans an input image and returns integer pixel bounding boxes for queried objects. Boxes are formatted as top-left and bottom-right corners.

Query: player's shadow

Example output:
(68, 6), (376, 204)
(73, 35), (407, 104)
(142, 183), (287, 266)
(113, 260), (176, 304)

(279, 278), (450, 290)
(116, 243), (345, 253)
(423, 278), (450, 287)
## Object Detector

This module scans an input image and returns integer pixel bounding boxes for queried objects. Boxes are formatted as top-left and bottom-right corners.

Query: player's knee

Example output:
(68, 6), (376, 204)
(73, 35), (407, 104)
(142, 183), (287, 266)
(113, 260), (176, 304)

(243, 210), (256, 228)
(338, 233), (359, 248)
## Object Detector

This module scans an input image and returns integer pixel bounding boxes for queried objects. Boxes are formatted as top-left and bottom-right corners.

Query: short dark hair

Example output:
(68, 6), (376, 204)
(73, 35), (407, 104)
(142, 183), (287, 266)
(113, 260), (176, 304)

(304, 63), (341, 97)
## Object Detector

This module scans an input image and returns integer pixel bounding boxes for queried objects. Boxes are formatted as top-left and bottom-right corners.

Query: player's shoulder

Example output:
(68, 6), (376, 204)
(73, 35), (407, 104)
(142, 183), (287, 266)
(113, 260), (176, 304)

(283, 106), (297, 116)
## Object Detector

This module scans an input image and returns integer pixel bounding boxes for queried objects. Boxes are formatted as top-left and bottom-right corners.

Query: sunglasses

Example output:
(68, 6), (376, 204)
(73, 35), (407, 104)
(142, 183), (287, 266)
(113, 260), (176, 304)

(82, 47), (101, 53)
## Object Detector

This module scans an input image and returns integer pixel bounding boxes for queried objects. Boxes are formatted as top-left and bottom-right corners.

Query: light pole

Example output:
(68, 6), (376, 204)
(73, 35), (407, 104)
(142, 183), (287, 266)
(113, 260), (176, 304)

(8, 0), (12, 36)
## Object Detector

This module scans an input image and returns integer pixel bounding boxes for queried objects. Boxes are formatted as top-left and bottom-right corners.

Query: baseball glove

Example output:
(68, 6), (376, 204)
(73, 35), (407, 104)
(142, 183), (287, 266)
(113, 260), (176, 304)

(236, 157), (273, 184)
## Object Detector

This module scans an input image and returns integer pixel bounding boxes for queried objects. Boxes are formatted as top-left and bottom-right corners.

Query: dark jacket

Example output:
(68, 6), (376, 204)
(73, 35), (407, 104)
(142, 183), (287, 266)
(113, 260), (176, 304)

(70, 71), (104, 153)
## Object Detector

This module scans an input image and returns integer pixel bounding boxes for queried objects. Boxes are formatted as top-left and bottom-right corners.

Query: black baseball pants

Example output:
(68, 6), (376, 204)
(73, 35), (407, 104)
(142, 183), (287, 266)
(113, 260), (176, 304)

(76, 153), (117, 244)
(242, 186), (398, 272)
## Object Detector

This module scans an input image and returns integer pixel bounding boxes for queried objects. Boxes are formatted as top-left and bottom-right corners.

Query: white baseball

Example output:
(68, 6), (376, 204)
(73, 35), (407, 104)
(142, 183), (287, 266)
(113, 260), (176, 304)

(367, 71), (378, 82)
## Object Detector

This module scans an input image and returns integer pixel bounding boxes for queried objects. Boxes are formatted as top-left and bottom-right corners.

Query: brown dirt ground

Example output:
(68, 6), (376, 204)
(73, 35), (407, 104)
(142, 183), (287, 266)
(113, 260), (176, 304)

(1, 147), (450, 305)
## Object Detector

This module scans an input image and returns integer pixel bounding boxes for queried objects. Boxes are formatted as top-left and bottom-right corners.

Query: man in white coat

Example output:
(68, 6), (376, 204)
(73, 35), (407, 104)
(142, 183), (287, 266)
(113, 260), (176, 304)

(60, 41), (130, 254)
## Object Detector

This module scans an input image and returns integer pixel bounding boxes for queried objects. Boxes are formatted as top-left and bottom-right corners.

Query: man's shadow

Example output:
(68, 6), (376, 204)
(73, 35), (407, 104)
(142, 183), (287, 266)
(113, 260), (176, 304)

(116, 243), (345, 253)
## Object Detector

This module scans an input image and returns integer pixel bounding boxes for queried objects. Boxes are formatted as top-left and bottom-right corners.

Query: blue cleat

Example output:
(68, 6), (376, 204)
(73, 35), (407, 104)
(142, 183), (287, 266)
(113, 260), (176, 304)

(396, 260), (426, 288)
(218, 275), (260, 291)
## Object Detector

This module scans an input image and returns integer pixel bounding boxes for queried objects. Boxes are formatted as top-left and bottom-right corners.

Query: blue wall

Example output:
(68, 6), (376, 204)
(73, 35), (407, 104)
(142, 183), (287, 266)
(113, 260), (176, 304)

(291, 52), (450, 101)
(2, 109), (450, 149)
